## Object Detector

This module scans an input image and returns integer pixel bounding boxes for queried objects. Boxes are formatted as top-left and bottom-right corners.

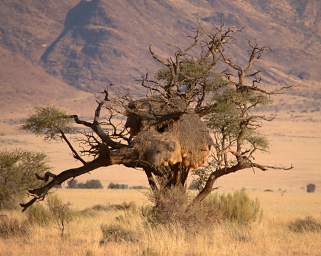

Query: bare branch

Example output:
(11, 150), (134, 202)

(60, 130), (87, 165)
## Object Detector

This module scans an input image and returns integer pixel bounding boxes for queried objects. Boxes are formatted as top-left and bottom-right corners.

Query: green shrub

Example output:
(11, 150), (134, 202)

(100, 224), (138, 244)
(0, 217), (30, 238)
(0, 150), (49, 209)
(26, 204), (51, 225)
(289, 216), (321, 233)
(206, 190), (262, 225)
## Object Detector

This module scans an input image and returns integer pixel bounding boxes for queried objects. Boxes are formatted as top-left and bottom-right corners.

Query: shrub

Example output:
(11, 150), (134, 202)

(0, 150), (49, 209)
(143, 189), (261, 229)
(206, 190), (262, 225)
(108, 183), (128, 189)
(143, 187), (191, 226)
(100, 224), (138, 244)
(0, 217), (30, 238)
(306, 183), (316, 193)
(26, 204), (51, 226)
(289, 216), (321, 233)
(47, 195), (73, 237)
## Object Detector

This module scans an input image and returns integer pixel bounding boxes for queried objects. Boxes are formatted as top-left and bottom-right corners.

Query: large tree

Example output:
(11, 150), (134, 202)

(21, 25), (292, 210)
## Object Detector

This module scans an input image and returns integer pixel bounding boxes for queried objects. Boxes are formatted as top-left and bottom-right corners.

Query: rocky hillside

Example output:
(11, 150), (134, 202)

(0, 0), (320, 112)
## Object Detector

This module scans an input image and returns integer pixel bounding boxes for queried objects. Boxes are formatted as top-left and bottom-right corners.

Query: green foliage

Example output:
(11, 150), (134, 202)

(0, 150), (49, 209)
(288, 216), (321, 233)
(206, 190), (262, 225)
(0, 217), (30, 238)
(23, 106), (71, 139)
(26, 204), (51, 226)
(100, 224), (138, 244)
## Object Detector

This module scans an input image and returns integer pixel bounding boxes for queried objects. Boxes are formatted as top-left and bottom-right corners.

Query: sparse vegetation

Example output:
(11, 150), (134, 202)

(100, 224), (138, 244)
(288, 216), (321, 233)
(0, 190), (320, 255)
(0, 217), (30, 239)
(47, 195), (73, 237)
(26, 204), (51, 226)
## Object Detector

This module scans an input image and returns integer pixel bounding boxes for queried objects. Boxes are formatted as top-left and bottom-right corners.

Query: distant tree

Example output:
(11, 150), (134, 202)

(0, 150), (49, 209)
(67, 179), (78, 189)
(108, 183), (128, 190)
(79, 179), (103, 189)
(21, 25), (292, 212)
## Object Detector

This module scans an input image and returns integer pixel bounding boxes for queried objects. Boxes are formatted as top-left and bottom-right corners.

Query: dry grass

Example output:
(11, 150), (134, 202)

(0, 190), (321, 256)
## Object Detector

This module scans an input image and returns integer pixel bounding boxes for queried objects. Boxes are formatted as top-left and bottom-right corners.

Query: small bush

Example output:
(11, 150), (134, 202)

(108, 183), (128, 189)
(26, 204), (51, 225)
(47, 195), (73, 237)
(289, 216), (321, 233)
(206, 190), (262, 225)
(306, 183), (316, 193)
(100, 224), (138, 244)
(0, 217), (30, 238)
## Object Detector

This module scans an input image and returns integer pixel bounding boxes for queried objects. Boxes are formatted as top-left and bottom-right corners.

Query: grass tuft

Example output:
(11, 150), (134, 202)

(288, 216), (321, 233)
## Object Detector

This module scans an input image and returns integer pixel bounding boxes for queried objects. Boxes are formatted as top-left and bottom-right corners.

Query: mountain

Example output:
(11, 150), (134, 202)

(0, 0), (320, 113)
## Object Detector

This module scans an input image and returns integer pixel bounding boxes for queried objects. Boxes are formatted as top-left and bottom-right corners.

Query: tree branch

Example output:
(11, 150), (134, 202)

(59, 130), (87, 165)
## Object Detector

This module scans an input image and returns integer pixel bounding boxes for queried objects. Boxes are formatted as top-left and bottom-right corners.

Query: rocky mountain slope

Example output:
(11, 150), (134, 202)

(0, 0), (320, 113)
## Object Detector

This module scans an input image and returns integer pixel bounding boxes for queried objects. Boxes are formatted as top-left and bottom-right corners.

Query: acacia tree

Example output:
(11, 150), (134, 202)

(21, 25), (292, 211)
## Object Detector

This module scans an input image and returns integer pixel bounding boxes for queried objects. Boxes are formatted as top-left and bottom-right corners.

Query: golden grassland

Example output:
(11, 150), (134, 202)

(1, 189), (321, 256)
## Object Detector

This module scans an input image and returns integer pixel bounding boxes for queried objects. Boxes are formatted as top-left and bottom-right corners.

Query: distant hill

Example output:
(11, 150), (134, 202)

(0, 0), (320, 114)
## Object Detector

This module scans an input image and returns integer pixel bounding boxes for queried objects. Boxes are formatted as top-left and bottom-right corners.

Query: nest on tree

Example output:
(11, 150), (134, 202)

(126, 97), (212, 169)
